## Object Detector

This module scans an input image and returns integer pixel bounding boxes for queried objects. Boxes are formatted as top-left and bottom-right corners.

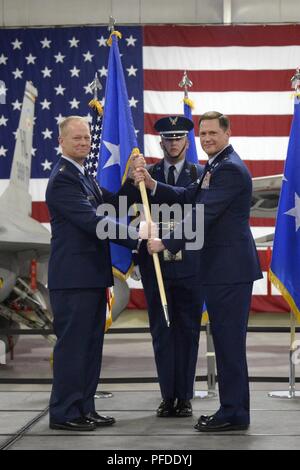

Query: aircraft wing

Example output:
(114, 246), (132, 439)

(251, 174), (282, 219)
(0, 213), (51, 255)
(254, 232), (274, 247)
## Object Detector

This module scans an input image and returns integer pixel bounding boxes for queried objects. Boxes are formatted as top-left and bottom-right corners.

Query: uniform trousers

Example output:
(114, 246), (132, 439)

(204, 282), (253, 424)
(49, 288), (106, 423)
(142, 275), (204, 400)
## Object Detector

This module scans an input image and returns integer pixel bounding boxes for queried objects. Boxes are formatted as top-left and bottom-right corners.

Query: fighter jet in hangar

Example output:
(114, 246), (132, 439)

(0, 81), (55, 351)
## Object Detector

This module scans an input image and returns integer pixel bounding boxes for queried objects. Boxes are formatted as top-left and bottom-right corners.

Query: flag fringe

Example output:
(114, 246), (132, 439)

(122, 147), (140, 185)
(183, 97), (195, 110)
(269, 269), (300, 323)
(105, 287), (114, 332)
(88, 99), (103, 115)
(105, 317), (112, 332)
(107, 30), (122, 47)
(112, 262), (135, 282)
(201, 310), (209, 323)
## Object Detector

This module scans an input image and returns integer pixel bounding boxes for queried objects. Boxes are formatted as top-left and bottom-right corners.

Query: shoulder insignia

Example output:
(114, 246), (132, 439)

(59, 165), (66, 172)
(210, 161), (220, 171)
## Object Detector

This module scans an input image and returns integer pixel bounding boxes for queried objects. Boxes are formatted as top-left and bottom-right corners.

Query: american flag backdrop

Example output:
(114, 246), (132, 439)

(1, 23), (298, 313)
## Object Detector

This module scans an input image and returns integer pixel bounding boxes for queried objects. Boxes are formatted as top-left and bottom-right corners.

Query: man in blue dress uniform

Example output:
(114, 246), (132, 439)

(46, 116), (139, 431)
(136, 116), (204, 418)
(133, 111), (262, 432)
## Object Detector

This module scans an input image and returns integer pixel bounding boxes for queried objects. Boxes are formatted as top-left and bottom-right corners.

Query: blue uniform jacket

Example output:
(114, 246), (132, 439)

(152, 146), (263, 285)
(46, 158), (138, 290)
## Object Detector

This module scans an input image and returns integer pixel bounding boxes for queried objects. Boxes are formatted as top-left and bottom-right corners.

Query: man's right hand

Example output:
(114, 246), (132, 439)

(133, 167), (156, 191)
(130, 153), (145, 170)
(129, 152), (156, 190)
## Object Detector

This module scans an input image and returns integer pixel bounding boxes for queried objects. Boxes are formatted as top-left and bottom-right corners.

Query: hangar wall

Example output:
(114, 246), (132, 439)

(1, 0), (300, 27)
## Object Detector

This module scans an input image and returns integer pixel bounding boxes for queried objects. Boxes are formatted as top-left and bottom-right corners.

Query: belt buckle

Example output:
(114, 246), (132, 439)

(163, 250), (183, 262)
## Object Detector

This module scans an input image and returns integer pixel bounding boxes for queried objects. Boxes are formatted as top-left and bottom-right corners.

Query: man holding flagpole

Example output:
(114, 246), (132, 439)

(46, 115), (142, 431)
(137, 115), (204, 418)
(133, 111), (262, 432)
(46, 22), (162, 432)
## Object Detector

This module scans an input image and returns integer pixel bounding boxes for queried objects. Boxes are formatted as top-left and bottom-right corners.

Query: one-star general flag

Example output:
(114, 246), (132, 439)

(270, 96), (300, 322)
(97, 31), (138, 279)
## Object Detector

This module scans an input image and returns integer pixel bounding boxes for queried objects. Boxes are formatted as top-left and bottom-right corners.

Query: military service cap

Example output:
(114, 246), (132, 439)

(154, 115), (194, 140)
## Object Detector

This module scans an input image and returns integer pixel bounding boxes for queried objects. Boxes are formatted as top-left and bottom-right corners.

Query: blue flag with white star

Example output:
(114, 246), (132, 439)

(183, 101), (198, 164)
(97, 33), (139, 279)
(270, 97), (300, 322)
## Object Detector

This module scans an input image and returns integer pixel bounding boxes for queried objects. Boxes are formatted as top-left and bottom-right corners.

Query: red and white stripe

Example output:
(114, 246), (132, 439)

(138, 24), (296, 313)
(142, 25), (297, 173)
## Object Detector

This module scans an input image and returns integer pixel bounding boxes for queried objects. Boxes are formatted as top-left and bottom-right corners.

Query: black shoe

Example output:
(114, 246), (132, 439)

(156, 399), (175, 417)
(175, 399), (193, 417)
(199, 414), (210, 422)
(194, 415), (249, 433)
(49, 417), (96, 432)
(85, 411), (116, 427)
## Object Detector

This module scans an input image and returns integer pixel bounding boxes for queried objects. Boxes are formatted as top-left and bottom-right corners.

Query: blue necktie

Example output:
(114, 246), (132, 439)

(167, 165), (176, 186)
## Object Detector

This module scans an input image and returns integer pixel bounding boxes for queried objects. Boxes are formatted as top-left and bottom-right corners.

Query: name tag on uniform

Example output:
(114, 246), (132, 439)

(163, 250), (183, 262)
(87, 195), (96, 201)
(201, 171), (211, 189)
